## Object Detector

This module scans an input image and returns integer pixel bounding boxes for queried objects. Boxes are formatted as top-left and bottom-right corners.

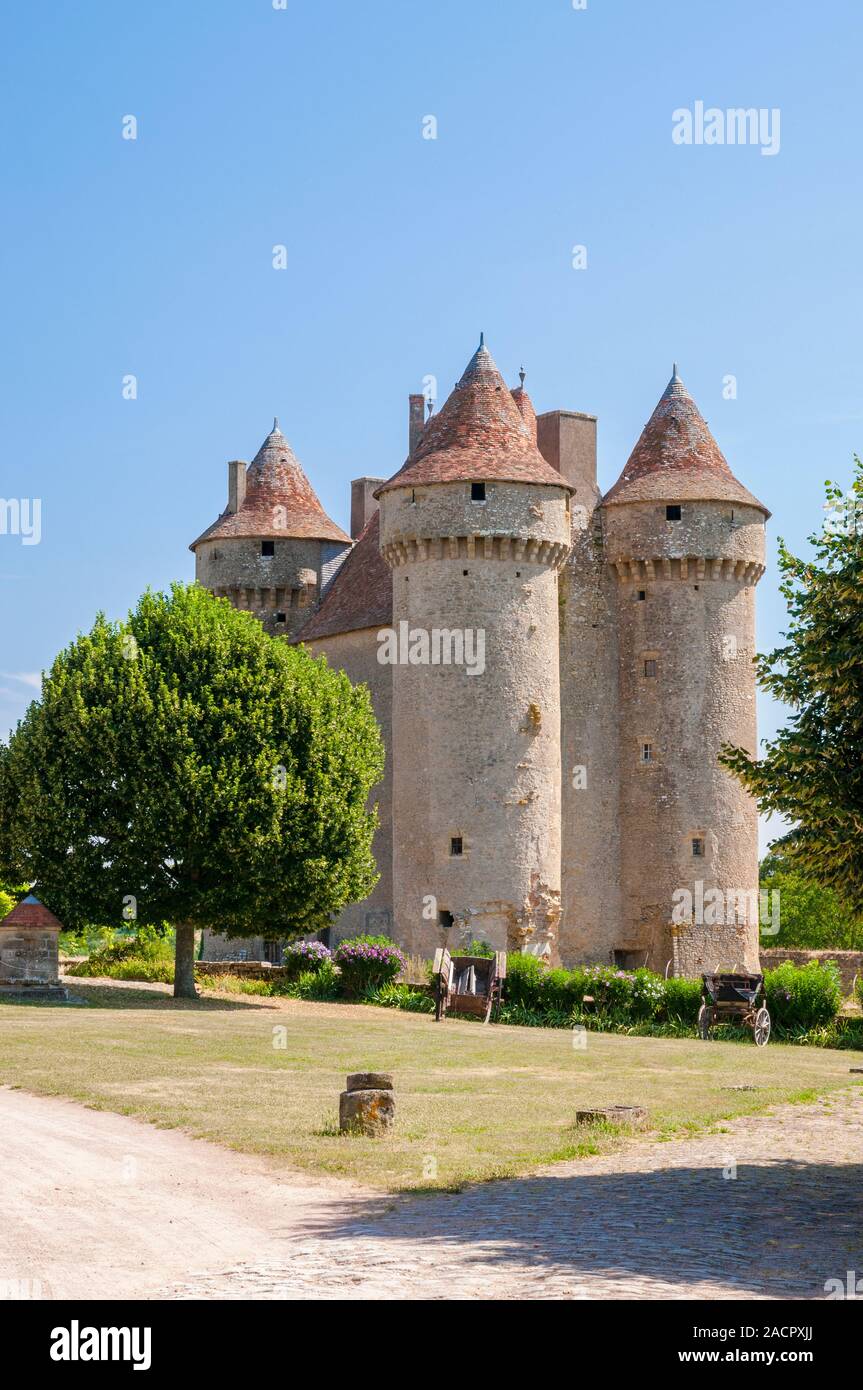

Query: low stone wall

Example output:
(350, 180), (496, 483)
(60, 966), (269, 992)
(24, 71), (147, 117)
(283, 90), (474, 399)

(760, 948), (863, 995)
(194, 961), (290, 982)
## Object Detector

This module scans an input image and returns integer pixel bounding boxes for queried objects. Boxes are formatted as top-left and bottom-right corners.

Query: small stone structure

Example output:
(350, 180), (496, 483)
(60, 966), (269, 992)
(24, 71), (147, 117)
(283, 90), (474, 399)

(339, 1072), (395, 1136)
(0, 895), (68, 1000)
(576, 1105), (649, 1130)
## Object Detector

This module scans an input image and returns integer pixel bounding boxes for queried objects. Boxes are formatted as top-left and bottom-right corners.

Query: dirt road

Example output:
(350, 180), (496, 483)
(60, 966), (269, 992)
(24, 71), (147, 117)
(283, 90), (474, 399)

(2, 1084), (861, 1300)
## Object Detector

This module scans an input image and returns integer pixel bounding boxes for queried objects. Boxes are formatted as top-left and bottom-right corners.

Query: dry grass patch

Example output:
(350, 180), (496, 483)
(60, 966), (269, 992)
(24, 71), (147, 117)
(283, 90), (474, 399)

(0, 978), (860, 1190)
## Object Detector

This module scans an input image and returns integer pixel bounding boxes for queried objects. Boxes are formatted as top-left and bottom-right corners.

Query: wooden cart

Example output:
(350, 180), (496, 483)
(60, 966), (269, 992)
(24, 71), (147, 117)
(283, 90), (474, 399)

(698, 971), (771, 1046)
(433, 949), (506, 1024)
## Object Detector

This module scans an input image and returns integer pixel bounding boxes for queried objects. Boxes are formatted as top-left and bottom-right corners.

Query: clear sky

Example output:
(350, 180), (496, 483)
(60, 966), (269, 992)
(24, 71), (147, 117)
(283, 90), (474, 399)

(1, 1), (861, 851)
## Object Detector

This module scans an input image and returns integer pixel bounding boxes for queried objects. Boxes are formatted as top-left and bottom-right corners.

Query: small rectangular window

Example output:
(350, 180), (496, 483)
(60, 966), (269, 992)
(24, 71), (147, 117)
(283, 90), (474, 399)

(641, 742), (654, 764)
(438, 909), (454, 930)
(637, 590), (646, 601)
(643, 658), (658, 678)
(471, 482), (486, 502)
(692, 837), (705, 858)
(666, 505), (682, 521)
(261, 540), (275, 557)
(450, 836), (463, 857)
(275, 611), (287, 623)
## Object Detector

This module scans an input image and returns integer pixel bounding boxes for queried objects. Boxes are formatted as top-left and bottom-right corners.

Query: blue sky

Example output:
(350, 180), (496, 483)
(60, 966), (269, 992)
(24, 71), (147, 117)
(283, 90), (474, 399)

(1, 1), (861, 850)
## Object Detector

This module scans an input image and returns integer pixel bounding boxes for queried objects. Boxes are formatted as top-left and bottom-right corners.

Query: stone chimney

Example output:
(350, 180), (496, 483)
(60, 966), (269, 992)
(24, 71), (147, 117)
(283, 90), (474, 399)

(350, 477), (386, 539)
(227, 460), (247, 515)
(409, 394), (425, 456)
(536, 411), (599, 504)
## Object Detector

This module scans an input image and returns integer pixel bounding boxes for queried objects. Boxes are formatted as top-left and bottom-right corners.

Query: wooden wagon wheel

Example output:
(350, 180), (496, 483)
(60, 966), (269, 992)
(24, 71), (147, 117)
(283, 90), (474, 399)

(697, 1002), (712, 1039)
(753, 1006), (771, 1047)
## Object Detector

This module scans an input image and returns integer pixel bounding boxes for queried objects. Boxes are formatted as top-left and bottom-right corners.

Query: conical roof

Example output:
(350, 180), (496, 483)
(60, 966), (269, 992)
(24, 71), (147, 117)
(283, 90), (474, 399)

(603, 368), (769, 514)
(190, 420), (350, 549)
(510, 370), (537, 440)
(296, 510), (392, 641)
(375, 340), (571, 496)
(1, 894), (63, 930)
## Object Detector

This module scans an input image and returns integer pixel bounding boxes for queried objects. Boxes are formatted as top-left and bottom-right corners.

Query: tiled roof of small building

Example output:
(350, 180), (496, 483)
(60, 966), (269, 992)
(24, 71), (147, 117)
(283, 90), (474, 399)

(296, 510), (392, 642)
(190, 421), (350, 549)
(375, 340), (572, 496)
(603, 369), (769, 514)
(0, 894), (63, 930)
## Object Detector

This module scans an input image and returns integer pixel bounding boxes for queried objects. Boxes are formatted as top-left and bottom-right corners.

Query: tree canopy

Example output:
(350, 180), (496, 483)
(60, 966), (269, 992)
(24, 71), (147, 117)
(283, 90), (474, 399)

(759, 851), (863, 950)
(0, 583), (384, 995)
(721, 459), (863, 914)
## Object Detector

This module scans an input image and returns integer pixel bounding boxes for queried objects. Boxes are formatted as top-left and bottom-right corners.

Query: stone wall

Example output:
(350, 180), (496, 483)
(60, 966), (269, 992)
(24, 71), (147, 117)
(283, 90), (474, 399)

(196, 534), (350, 639)
(604, 499), (766, 975)
(760, 948), (863, 996)
(380, 478), (569, 958)
(0, 925), (60, 983)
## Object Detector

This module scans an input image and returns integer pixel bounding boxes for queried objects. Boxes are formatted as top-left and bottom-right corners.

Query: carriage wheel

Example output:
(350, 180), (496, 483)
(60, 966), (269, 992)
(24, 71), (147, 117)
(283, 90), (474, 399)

(753, 1007), (771, 1047)
(697, 1003), (711, 1040)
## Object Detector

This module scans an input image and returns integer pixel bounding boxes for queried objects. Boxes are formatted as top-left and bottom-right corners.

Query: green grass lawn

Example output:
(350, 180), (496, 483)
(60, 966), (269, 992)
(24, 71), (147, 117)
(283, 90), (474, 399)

(1, 979), (861, 1190)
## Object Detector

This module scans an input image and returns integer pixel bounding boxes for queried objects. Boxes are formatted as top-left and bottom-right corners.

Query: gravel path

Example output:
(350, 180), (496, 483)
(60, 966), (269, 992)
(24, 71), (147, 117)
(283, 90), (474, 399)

(2, 1084), (861, 1301)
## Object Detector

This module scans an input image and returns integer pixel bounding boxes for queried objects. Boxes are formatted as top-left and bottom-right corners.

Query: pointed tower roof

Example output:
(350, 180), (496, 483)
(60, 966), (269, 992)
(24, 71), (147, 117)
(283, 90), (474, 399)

(296, 509), (392, 642)
(375, 339), (571, 496)
(510, 366), (537, 441)
(1, 894), (64, 930)
(603, 368), (769, 514)
(190, 420), (350, 550)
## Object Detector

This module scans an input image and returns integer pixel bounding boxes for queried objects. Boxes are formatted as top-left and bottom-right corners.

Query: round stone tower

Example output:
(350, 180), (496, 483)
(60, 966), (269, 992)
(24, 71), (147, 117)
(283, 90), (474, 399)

(190, 418), (350, 639)
(602, 368), (769, 975)
(376, 340), (572, 956)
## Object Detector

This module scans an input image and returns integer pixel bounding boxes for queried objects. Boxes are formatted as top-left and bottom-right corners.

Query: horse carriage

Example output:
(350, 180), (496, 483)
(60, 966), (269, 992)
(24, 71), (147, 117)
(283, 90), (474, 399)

(698, 971), (771, 1046)
(432, 948), (506, 1024)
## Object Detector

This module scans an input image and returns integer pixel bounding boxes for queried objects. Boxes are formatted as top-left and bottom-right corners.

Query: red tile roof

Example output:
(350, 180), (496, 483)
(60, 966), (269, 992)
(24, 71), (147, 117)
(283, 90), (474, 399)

(510, 379), (537, 441)
(295, 510), (392, 642)
(603, 370), (769, 514)
(190, 422), (350, 549)
(0, 894), (63, 931)
(375, 341), (572, 496)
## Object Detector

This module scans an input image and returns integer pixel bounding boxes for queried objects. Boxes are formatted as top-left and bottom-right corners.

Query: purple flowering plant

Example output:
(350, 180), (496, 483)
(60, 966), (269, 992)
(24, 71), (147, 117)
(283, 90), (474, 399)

(334, 935), (405, 995)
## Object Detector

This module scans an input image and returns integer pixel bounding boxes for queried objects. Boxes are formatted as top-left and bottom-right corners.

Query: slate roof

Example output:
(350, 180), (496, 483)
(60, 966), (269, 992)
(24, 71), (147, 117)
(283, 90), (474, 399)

(296, 510), (392, 641)
(190, 421), (350, 549)
(603, 369), (769, 514)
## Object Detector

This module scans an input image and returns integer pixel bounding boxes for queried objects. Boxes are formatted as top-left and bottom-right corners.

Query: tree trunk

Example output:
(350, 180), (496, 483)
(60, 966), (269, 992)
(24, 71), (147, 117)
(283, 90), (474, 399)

(174, 922), (198, 999)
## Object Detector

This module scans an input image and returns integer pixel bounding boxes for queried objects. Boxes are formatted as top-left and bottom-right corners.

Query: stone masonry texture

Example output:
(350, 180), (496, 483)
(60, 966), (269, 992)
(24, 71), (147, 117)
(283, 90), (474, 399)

(192, 342), (767, 975)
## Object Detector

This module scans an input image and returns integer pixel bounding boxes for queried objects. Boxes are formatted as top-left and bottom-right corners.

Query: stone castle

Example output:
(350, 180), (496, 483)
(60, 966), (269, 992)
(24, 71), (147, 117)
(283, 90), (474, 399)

(192, 340), (769, 976)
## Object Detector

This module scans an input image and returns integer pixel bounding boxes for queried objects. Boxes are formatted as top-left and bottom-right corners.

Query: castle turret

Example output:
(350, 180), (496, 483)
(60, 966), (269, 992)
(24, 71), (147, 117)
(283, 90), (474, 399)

(376, 339), (572, 956)
(603, 368), (769, 975)
(190, 418), (350, 639)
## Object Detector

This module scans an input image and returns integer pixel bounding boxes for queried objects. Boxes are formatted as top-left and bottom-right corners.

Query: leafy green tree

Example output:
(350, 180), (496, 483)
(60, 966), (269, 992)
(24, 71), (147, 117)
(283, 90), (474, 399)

(759, 851), (863, 949)
(0, 583), (384, 997)
(0, 878), (26, 920)
(722, 460), (863, 913)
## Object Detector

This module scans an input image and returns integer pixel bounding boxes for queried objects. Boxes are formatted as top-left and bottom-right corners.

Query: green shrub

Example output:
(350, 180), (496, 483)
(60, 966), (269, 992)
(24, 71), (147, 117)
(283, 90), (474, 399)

(660, 975), (703, 1025)
(68, 929), (173, 978)
(460, 939), (495, 958)
(289, 961), (341, 1001)
(278, 940), (332, 981)
(110, 957), (174, 983)
(368, 982), (435, 1013)
(333, 937), (405, 996)
(198, 972), (272, 995)
(764, 960), (842, 1029)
